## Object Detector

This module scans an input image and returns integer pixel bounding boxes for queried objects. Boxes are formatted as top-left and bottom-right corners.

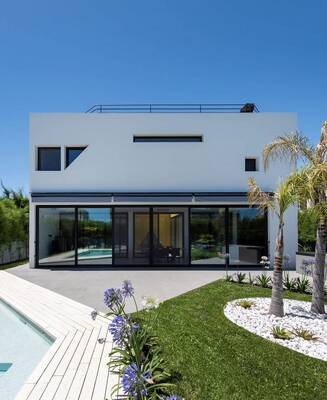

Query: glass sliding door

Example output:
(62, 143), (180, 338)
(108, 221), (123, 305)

(152, 208), (188, 265)
(113, 207), (151, 265)
(190, 208), (226, 264)
(133, 210), (151, 264)
(38, 208), (75, 266)
(77, 207), (112, 266)
(37, 205), (268, 268)
(114, 212), (129, 260)
(228, 207), (266, 266)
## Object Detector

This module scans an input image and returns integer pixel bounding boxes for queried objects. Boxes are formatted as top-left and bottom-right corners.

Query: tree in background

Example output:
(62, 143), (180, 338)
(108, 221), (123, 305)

(248, 177), (296, 317)
(0, 183), (29, 263)
(263, 122), (327, 314)
(298, 208), (317, 252)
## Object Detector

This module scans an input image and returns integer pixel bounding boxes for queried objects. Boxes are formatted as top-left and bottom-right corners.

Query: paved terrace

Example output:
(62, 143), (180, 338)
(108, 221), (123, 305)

(9, 263), (300, 313)
(0, 271), (115, 400)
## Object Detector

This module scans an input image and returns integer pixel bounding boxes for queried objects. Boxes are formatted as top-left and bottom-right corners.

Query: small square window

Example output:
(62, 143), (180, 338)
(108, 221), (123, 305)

(37, 147), (61, 171)
(245, 158), (257, 172)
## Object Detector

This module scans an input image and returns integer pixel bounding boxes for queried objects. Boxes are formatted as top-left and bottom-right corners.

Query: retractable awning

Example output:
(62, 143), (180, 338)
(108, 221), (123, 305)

(31, 192), (251, 204)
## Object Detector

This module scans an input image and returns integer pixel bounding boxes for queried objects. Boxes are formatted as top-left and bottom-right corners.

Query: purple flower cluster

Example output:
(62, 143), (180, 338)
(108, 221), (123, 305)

(164, 395), (182, 400)
(103, 288), (123, 308)
(121, 363), (152, 398)
(108, 315), (139, 346)
(103, 281), (135, 310)
(122, 280), (134, 297)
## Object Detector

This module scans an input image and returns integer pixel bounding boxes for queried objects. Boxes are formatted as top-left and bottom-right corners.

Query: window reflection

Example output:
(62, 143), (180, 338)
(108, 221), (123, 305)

(191, 208), (226, 264)
(228, 208), (265, 265)
(77, 208), (112, 265)
(38, 208), (75, 266)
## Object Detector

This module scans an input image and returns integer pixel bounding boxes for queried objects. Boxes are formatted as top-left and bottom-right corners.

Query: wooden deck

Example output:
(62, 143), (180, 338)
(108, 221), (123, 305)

(0, 271), (116, 400)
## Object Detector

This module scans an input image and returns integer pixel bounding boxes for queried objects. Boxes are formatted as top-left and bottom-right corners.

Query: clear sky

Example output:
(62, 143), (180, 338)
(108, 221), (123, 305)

(1, 0), (326, 192)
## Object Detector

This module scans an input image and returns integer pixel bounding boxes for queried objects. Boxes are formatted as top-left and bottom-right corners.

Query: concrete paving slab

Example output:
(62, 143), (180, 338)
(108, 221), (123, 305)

(8, 263), (300, 312)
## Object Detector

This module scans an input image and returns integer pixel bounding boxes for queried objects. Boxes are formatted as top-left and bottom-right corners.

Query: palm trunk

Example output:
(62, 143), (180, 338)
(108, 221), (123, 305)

(269, 220), (284, 317)
(311, 213), (326, 314)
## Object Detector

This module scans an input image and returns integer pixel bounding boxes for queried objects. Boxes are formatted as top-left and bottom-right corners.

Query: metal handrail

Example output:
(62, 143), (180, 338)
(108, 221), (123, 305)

(85, 103), (259, 113)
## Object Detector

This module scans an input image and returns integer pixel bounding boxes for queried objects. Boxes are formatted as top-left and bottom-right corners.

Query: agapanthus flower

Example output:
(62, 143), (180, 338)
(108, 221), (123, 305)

(90, 310), (98, 320)
(142, 296), (160, 311)
(122, 280), (134, 297)
(163, 395), (182, 400)
(121, 363), (152, 398)
(108, 314), (138, 346)
(104, 288), (123, 308)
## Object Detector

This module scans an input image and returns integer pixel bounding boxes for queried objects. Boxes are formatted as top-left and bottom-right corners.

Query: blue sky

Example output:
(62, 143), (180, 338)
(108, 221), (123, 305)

(1, 0), (326, 192)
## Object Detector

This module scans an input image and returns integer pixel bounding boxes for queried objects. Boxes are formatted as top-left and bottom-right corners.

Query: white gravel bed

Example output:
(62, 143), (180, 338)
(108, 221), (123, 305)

(224, 297), (327, 361)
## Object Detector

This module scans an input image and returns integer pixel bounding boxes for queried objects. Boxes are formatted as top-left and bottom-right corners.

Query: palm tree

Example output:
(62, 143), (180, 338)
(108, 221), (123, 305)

(248, 177), (296, 317)
(263, 122), (327, 314)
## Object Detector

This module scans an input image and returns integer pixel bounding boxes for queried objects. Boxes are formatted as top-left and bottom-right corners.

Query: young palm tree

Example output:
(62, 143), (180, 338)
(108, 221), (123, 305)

(263, 122), (327, 314)
(248, 177), (296, 317)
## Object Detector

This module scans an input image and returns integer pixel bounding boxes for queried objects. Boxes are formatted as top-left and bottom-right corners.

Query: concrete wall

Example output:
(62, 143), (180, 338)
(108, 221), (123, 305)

(0, 241), (28, 265)
(29, 112), (298, 268)
(30, 112), (296, 193)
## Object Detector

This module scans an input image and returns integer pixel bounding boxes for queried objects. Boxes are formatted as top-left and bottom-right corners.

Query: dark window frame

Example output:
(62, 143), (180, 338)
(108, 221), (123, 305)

(36, 205), (113, 268)
(133, 135), (203, 143)
(114, 211), (129, 259)
(245, 157), (257, 172)
(35, 204), (268, 269)
(133, 211), (151, 260)
(77, 207), (113, 266)
(37, 147), (61, 171)
(65, 147), (87, 168)
(153, 210), (186, 261)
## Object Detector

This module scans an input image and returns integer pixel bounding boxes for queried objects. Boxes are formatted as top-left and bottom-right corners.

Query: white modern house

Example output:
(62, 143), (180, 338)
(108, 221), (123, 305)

(29, 104), (297, 269)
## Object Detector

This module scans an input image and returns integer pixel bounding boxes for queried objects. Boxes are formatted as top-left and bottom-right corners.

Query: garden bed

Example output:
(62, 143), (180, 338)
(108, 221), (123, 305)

(224, 297), (327, 361)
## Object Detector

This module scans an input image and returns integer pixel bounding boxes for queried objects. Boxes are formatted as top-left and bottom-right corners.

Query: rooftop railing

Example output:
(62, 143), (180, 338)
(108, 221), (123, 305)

(85, 103), (259, 113)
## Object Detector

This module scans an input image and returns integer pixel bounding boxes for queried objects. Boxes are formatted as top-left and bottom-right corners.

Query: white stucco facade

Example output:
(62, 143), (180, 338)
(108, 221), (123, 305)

(29, 111), (298, 268)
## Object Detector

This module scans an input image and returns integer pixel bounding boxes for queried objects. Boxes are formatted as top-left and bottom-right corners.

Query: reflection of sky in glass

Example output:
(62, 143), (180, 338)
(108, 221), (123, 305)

(230, 208), (264, 220)
(80, 208), (111, 223)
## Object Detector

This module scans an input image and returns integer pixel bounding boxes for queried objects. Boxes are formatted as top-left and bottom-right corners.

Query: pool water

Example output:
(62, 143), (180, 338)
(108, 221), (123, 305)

(79, 249), (112, 257)
(0, 300), (52, 400)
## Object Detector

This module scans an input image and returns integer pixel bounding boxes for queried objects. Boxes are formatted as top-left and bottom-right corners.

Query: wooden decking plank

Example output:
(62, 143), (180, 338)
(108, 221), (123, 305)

(0, 271), (114, 400)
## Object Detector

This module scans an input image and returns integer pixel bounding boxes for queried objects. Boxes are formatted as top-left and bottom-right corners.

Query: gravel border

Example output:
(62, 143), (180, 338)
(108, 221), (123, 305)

(224, 297), (327, 361)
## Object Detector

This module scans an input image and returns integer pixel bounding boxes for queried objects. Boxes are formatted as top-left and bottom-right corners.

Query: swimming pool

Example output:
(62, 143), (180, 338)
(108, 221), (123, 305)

(0, 300), (52, 400)
(78, 248), (112, 257)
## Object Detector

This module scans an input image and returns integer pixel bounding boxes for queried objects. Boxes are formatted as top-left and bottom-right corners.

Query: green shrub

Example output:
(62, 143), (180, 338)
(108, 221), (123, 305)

(235, 272), (246, 284)
(283, 272), (297, 291)
(255, 274), (271, 288)
(272, 326), (293, 340)
(292, 328), (319, 341)
(237, 300), (255, 309)
(225, 273), (233, 282)
(295, 276), (311, 293)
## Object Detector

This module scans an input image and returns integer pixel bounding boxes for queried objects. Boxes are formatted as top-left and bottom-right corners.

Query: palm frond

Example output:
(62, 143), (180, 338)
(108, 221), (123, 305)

(317, 121), (327, 163)
(275, 178), (297, 216)
(247, 177), (274, 210)
(1, 181), (11, 199)
(263, 132), (315, 171)
(285, 165), (327, 214)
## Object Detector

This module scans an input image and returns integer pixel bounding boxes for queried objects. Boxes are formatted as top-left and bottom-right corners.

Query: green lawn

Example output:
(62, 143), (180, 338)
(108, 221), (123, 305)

(0, 259), (27, 270)
(152, 280), (327, 400)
